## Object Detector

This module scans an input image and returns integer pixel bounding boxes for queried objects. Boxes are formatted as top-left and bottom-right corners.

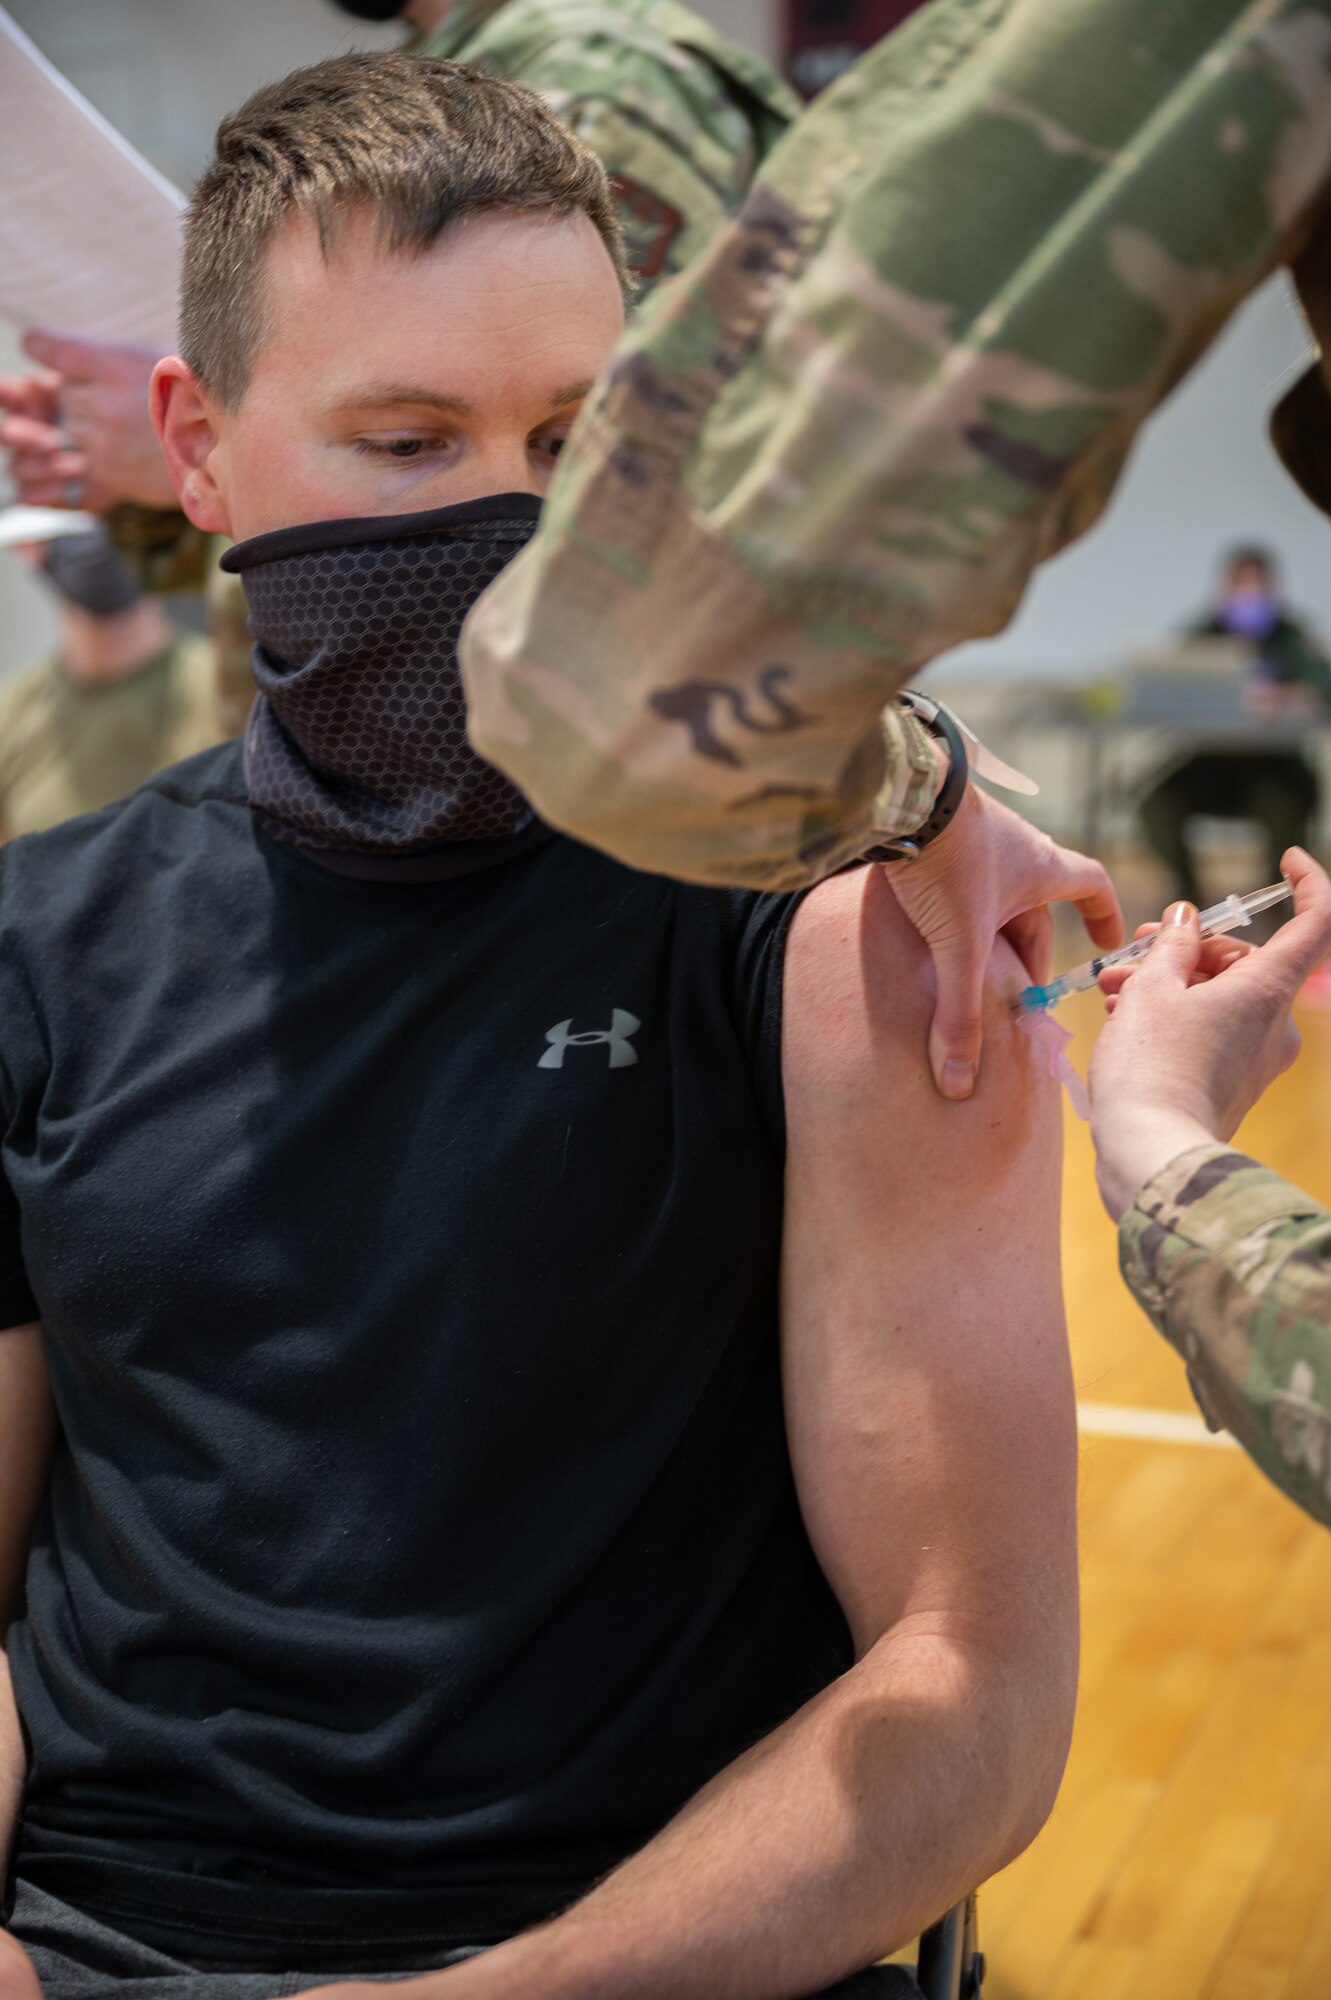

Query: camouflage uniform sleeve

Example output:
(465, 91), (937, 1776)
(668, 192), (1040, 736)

(105, 504), (214, 596)
(462, 0), (1331, 890)
(423, 3), (796, 296)
(557, 93), (732, 294)
(1121, 1144), (1331, 1528)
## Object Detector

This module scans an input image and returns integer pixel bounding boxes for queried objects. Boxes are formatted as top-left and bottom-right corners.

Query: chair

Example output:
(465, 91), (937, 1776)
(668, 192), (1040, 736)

(914, 1894), (983, 1999)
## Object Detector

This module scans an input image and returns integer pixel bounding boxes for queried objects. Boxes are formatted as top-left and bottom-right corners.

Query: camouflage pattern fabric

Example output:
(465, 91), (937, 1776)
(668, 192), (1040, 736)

(417, 0), (797, 293)
(461, 0), (1331, 891)
(107, 503), (214, 598)
(1121, 1144), (1331, 1529)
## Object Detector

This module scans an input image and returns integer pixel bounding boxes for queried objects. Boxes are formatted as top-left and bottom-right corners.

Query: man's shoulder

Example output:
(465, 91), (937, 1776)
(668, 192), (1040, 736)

(781, 865), (1045, 1125)
(0, 655), (59, 727)
(448, 0), (796, 120)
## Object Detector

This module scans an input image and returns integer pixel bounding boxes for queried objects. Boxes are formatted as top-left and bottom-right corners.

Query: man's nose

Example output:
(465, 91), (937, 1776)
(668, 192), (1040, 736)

(473, 438), (544, 500)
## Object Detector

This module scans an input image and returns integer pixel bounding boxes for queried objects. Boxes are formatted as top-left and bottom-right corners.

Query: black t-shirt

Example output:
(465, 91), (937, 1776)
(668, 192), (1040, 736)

(0, 743), (851, 1969)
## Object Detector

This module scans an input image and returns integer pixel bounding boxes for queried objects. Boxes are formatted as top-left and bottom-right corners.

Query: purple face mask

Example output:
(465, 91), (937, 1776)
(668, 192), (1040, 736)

(221, 494), (544, 875)
(1221, 589), (1280, 640)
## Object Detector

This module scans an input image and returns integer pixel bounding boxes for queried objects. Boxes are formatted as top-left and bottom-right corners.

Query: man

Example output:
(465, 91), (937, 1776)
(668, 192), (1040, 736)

(0, 529), (218, 839)
(1089, 847), (1331, 1531)
(1138, 547), (1331, 907)
(0, 55), (1076, 2000)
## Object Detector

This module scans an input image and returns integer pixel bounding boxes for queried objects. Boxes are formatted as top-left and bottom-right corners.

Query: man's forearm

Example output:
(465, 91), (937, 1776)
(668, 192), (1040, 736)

(432, 1627), (1069, 2000)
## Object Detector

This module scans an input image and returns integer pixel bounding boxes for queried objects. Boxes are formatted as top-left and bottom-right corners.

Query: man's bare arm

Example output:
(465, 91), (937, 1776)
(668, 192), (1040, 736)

(0, 1323), (57, 1875)
(325, 871), (1076, 2000)
(776, 867), (1078, 1947)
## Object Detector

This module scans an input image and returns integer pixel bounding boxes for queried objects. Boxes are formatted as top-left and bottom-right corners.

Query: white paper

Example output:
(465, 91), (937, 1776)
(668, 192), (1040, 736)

(0, 504), (96, 548)
(0, 4), (185, 350)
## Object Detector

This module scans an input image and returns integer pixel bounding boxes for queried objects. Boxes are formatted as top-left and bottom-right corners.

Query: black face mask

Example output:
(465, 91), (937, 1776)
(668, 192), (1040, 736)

(220, 495), (544, 878)
(42, 528), (143, 617)
(325, 0), (406, 19)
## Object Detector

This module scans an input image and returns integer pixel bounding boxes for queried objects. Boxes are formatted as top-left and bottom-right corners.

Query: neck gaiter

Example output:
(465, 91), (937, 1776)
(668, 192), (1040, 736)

(221, 495), (544, 878)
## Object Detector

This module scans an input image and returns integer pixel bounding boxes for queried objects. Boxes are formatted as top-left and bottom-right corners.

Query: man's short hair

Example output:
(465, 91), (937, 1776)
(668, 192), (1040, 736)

(181, 53), (630, 408)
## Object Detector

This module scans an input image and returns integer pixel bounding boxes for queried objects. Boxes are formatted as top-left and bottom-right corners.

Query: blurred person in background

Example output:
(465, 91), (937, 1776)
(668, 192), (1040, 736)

(1138, 547), (1331, 908)
(0, 528), (219, 841)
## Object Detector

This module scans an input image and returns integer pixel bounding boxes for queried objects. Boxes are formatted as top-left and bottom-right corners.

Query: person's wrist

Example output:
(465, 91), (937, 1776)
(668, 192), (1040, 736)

(864, 695), (969, 863)
(1091, 1103), (1217, 1224)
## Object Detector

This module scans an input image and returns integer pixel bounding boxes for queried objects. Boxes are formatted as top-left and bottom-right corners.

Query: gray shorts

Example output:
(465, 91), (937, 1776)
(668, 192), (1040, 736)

(7, 1881), (923, 2000)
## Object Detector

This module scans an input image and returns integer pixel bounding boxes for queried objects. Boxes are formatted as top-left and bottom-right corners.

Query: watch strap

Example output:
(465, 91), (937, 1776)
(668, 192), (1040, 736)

(862, 693), (969, 862)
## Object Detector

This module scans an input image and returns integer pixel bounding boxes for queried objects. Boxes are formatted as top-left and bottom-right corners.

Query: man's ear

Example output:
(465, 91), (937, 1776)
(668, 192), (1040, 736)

(150, 358), (231, 536)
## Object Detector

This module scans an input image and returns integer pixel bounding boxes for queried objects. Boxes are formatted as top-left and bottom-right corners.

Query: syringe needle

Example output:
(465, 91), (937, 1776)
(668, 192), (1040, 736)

(1017, 877), (1293, 1012)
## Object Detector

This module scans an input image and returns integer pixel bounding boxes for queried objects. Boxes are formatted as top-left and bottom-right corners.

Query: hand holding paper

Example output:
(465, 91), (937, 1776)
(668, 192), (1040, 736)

(0, 4), (184, 347)
(0, 5), (184, 512)
(0, 334), (176, 511)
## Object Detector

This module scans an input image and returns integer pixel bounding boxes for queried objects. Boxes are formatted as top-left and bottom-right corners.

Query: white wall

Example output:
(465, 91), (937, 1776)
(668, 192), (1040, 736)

(3, 0), (403, 191)
(3, 0), (1324, 695)
(935, 274), (1331, 687)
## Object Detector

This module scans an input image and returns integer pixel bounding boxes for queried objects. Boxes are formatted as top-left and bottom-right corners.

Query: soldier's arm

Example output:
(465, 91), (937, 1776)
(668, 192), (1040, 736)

(463, 0), (1331, 890)
(1090, 850), (1331, 1528)
(1120, 1148), (1331, 1529)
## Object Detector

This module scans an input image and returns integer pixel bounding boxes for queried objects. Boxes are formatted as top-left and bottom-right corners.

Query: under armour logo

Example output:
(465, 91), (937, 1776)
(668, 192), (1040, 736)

(538, 1009), (641, 1070)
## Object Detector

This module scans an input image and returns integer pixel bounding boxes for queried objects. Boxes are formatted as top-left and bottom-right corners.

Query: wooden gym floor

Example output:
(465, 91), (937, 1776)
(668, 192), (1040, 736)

(967, 972), (1331, 2000)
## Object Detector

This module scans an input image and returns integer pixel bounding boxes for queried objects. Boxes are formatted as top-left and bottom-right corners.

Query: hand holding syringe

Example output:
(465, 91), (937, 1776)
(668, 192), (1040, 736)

(1018, 879), (1294, 1012)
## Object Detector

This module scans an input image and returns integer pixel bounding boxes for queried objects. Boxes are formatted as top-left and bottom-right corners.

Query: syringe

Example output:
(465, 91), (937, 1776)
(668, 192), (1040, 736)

(1018, 878), (1294, 1012)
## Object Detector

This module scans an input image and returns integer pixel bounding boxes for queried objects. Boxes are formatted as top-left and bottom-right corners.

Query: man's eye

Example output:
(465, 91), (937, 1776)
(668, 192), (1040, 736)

(353, 438), (437, 460)
(532, 435), (568, 461)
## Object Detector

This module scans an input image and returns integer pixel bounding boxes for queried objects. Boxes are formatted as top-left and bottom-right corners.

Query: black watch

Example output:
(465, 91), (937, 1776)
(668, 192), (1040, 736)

(861, 693), (969, 863)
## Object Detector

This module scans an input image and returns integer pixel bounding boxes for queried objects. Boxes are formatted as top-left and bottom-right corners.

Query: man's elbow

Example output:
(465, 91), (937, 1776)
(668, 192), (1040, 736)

(990, 1626), (1079, 1871)
(920, 1610), (1079, 1882)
